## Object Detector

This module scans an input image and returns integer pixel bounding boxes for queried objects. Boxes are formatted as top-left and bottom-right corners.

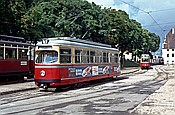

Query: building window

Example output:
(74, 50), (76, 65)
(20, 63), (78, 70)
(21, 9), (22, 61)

(172, 54), (174, 57)
(172, 49), (174, 51)
(167, 54), (169, 57)
(167, 49), (169, 51)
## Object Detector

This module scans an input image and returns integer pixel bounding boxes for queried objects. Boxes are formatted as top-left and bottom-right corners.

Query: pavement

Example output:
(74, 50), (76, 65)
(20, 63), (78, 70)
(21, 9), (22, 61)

(0, 67), (140, 95)
(132, 65), (175, 115)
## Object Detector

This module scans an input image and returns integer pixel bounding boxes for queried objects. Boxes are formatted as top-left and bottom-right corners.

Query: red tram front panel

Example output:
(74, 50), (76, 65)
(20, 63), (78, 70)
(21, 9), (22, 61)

(140, 62), (150, 69)
(34, 64), (120, 88)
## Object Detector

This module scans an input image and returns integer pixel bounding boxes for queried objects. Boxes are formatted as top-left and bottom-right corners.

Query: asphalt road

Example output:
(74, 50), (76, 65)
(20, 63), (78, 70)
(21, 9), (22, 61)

(1, 65), (171, 115)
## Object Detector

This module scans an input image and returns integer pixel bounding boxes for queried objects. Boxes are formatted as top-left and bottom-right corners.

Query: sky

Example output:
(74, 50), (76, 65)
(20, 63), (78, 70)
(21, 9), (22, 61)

(87, 0), (175, 54)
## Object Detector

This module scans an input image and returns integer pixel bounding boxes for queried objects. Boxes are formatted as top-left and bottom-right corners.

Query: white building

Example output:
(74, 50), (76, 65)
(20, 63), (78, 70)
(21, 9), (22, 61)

(124, 52), (132, 60)
(162, 28), (175, 65)
(123, 51), (140, 62)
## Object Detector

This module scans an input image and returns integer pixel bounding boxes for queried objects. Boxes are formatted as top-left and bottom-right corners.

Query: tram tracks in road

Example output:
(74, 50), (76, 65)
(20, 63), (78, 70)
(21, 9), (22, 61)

(120, 69), (148, 78)
(0, 67), (151, 103)
(0, 89), (54, 105)
(154, 66), (169, 80)
(0, 68), (147, 97)
(1, 72), (167, 115)
(0, 78), (115, 104)
(0, 78), (120, 105)
(0, 68), (161, 108)
(0, 74), (141, 105)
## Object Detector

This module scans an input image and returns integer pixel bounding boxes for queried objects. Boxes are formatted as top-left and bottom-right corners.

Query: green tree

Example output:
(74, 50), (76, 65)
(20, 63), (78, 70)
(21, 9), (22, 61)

(0, 0), (160, 60)
(0, 0), (26, 36)
(21, 0), (110, 43)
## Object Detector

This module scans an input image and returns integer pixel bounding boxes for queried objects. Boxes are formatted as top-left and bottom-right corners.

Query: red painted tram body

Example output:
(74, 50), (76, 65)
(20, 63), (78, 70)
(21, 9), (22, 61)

(140, 54), (151, 69)
(34, 37), (120, 89)
(0, 35), (34, 79)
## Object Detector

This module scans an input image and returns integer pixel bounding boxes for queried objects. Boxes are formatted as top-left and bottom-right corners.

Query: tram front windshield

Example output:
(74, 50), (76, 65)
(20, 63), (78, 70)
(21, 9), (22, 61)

(36, 50), (58, 64)
(142, 58), (149, 62)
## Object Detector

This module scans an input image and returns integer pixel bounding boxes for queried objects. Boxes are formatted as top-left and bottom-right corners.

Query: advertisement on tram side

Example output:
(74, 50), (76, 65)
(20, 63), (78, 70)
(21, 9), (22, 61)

(68, 65), (112, 78)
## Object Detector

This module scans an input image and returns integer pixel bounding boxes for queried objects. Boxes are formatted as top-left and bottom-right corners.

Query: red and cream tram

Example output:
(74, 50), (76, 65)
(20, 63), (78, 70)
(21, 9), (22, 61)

(140, 54), (151, 69)
(34, 37), (120, 89)
(0, 35), (34, 80)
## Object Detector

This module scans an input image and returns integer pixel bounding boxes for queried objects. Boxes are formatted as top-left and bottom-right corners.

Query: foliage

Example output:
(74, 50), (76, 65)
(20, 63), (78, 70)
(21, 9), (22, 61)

(123, 60), (140, 67)
(0, 0), (160, 58)
(0, 0), (26, 36)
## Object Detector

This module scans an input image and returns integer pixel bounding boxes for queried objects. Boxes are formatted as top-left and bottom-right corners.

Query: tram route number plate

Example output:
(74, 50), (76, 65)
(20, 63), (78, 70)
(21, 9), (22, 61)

(20, 61), (27, 66)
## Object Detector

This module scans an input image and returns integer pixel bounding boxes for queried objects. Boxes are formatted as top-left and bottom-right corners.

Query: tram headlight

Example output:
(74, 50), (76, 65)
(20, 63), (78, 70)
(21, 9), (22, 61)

(40, 70), (46, 77)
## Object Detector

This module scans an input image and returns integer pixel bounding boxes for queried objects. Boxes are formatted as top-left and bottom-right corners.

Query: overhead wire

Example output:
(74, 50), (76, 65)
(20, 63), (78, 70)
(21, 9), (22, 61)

(148, 8), (175, 13)
(138, 8), (175, 14)
(118, 0), (148, 13)
(118, 0), (170, 54)
(143, 21), (175, 27)
(147, 12), (164, 31)
(118, 0), (164, 33)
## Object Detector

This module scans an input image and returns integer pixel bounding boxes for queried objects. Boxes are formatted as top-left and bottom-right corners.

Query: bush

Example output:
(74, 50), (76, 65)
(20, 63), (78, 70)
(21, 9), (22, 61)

(123, 60), (140, 67)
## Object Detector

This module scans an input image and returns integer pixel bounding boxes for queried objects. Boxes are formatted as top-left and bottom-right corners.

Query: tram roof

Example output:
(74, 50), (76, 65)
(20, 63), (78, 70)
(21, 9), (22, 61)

(0, 35), (32, 46)
(37, 37), (118, 52)
(0, 35), (24, 40)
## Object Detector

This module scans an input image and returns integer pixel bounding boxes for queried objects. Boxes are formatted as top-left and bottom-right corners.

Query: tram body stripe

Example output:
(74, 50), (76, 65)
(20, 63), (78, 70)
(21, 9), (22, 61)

(35, 65), (118, 69)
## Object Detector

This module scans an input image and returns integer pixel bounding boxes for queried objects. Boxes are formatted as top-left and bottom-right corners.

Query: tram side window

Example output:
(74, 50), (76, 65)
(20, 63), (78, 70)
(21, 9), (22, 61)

(108, 53), (111, 63)
(0, 47), (3, 59)
(5, 48), (16, 59)
(87, 51), (90, 63)
(75, 49), (82, 63)
(103, 52), (107, 63)
(19, 49), (27, 59)
(81, 50), (89, 63)
(111, 54), (115, 63)
(60, 48), (71, 63)
(115, 54), (118, 63)
(90, 51), (95, 63)
(107, 53), (109, 63)
(111, 53), (118, 63)
(95, 51), (102, 63)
